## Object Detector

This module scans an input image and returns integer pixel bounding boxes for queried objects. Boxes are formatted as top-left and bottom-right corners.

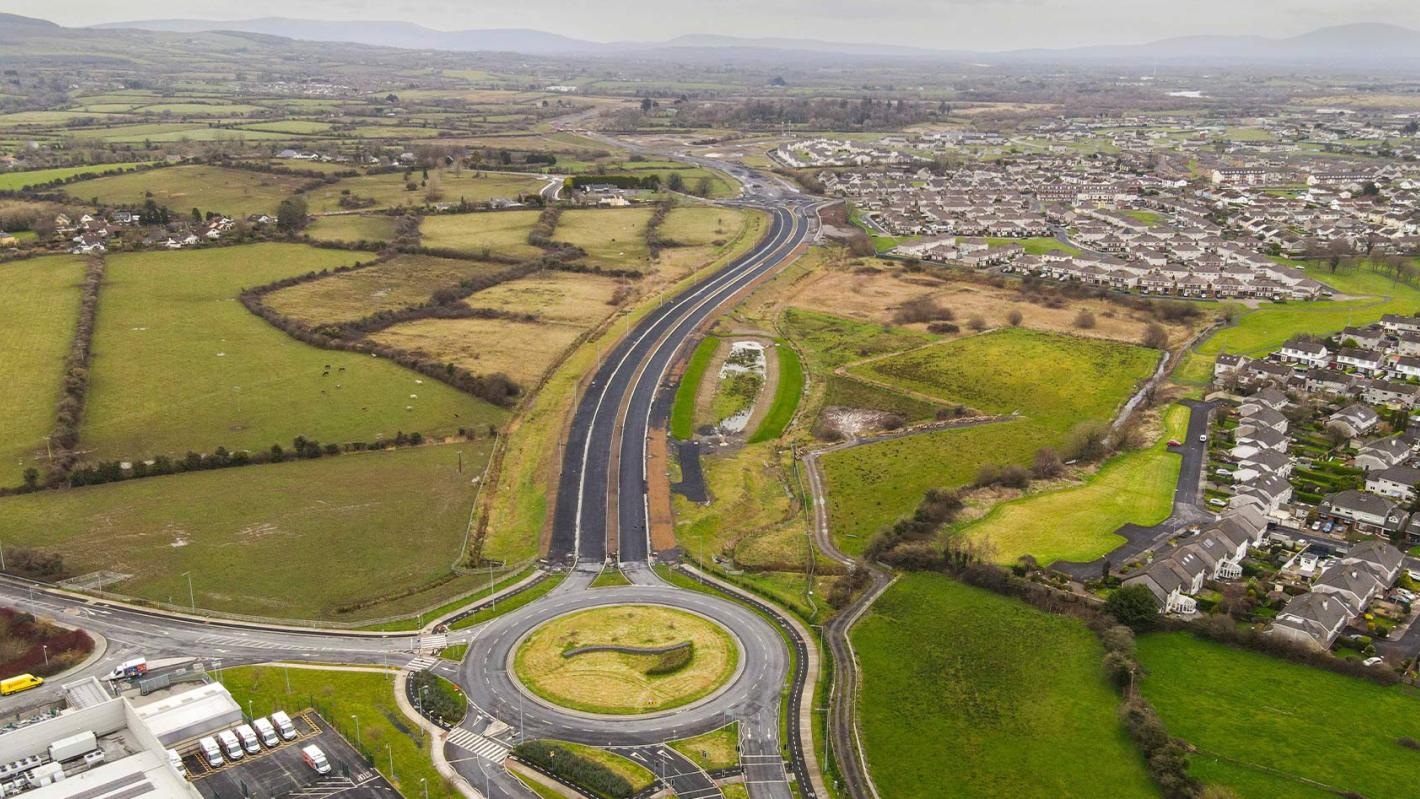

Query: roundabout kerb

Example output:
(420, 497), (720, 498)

(458, 575), (789, 745)
(506, 602), (746, 719)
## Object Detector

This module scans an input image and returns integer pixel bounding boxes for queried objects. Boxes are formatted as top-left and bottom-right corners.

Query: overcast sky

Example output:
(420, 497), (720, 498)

(9, 0), (1420, 50)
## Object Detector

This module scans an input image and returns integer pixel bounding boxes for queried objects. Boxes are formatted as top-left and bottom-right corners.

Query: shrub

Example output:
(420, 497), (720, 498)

(513, 741), (633, 799)
(645, 643), (693, 675)
(892, 295), (954, 325)
(1107, 585), (1161, 632)
(1006, 309), (1023, 327)
(1074, 309), (1097, 329)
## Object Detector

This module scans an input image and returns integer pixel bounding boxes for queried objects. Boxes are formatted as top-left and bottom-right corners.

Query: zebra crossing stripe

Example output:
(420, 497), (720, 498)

(446, 728), (508, 761)
(404, 656), (438, 671)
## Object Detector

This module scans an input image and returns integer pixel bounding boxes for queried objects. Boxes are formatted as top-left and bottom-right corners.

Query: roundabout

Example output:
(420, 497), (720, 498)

(512, 603), (741, 716)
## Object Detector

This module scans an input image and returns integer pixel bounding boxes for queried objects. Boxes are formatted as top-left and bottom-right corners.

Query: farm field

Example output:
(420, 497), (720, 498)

(655, 207), (756, 277)
(853, 573), (1156, 799)
(556, 207), (655, 270)
(221, 666), (457, 798)
(303, 170), (545, 214)
(462, 270), (623, 326)
(954, 404), (1187, 565)
(371, 316), (583, 385)
(419, 210), (543, 259)
(263, 254), (515, 324)
(0, 256), (85, 485)
(305, 214), (399, 244)
(0, 161), (150, 191)
(0, 441), (491, 620)
(63, 164), (307, 217)
(82, 244), (504, 461)
(1136, 632), (1420, 799)
(781, 307), (936, 370)
(851, 328), (1159, 432)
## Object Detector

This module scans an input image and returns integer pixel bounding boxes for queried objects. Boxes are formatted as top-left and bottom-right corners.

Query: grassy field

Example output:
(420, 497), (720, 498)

(822, 328), (1158, 551)
(515, 605), (738, 714)
(0, 162), (150, 191)
(64, 164), (307, 217)
(986, 236), (1081, 256)
(1137, 633), (1420, 799)
(419, 210), (543, 259)
(305, 215), (399, 244)
(821, 419), (1043, 555)
(557, 207), (655, 270)
(0, 441), (489, 619)
(956, 405), (1187, 565)
(263, 255), (514, 324)
(668, 723), (739, 770)
(462, 270), (623, 326)
(853, 573), (1156, 798)
(304, 170), (544, 214)
(851, 328), (1159, 433)
(748, 343), (803, 443)
(371, 316), (583, 385)
(671, 337), (718, 439)
(781, 307), (935, 369)
(82, 244), (504, 460)
(819, 374), (942, 422)
(0, 256), (85, 485)
(219, 666), (457, 798)
(448, 574), (565, 631)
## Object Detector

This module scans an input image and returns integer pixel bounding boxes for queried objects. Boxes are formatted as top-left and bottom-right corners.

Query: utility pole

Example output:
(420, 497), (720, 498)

(182, 572), (195, 612)
(351, 715), (361, 744)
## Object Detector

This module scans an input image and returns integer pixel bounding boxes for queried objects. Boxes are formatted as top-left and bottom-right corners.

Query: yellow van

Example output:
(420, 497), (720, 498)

(0, 674), (43, 695)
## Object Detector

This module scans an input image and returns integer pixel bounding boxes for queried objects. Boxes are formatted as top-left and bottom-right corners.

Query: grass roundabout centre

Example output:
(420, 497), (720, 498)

(512, 604), (741, 715)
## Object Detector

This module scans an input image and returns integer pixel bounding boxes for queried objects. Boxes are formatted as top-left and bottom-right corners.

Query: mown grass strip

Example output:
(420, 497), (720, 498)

(749, 341), (804, 443)
(448, 573), (565, 630)
(671, 336), (718, 440)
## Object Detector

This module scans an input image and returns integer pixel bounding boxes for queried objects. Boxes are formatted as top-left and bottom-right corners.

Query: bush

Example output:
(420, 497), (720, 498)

(645, 643), (693, 675)
(1006, 309), (1023, 327)
(1074, 309), (1096, 329)
(513, 741), (633, 799)
(1107, 585), (1161, 632)
(892, 296), (954, 325)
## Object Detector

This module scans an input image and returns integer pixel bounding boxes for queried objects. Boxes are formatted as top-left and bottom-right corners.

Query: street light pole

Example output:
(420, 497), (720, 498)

(351, 714), (361, 744)
(181, 572), (195, 612)
(387, 744), (394, 782)
(421, 778), (428, 799)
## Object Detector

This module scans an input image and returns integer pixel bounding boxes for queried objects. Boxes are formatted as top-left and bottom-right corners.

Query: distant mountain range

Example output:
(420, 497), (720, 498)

(63, 17), (1420, 67)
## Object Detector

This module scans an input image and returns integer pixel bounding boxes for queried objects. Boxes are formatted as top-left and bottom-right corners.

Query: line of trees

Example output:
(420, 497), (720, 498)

(46, 257), (105, 486)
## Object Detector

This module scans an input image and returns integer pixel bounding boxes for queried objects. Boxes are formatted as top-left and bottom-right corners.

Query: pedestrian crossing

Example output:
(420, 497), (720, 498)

(446, 727), (509, 761)
(194, 633), (340, 652)
(418, 633), (448, 650)
(404, 655), (438, 671)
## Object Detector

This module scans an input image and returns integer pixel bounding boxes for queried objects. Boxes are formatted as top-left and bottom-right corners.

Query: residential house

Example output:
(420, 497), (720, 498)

(1328, 404), (1380, 438)
(1355, 435), (1411, 472)
(1268, 592), (1354, 650)
(1280, 338), (1329, 369)
(1320, 489), (1408, 536)
(1366, 465), (1420, 502)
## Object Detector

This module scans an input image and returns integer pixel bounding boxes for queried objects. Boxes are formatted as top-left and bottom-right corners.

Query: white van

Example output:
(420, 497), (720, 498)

(234, 724), (261, 755)
(270, 710), (298, 741)
(252, 717), (279, 748)
(301, 745), (331, 775)
(198, 737), (223, 768)
(216, 730), (244, 761)
(166, 748), (186, 777)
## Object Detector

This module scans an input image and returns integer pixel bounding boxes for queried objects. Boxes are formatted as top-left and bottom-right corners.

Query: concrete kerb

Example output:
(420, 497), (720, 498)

(680, 563), (829, 799)
(392, 669), (482, 799)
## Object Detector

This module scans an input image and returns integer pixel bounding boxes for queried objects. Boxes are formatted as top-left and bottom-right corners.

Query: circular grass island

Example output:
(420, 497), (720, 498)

(513, 604), (740, 715)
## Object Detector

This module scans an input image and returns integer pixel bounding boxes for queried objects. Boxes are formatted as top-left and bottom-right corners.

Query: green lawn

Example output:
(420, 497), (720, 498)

(986, 236), (1081, 256)
(263, 254), (513, 324)
(671, 337), (718, 440)
(1138, 633), (1420, 799)
(449, 574), (566, 631)
(1122, 210), (1166, 226)
(0, 256), (85, 485)
(854, 573), (1156, 798)
(0, 162), (151, 191)
(850, 328), (1159, 433)
(82, 244), (505, 461)
(219, 666), (458, 798)
(748, 342), (803, 443)
(781, 307), (934, 370)
(63, 164), (307, 217)
(418, 210), (543, 260)
(955, 405), (1187, 565)
(0, 441), (490, 620)
(668, 723), (739, 770)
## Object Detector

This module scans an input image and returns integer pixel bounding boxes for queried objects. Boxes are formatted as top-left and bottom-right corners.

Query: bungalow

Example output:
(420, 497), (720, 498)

(1327, 404), (1380, 438)
(1242, 360), (1293, 388)
(1268, 592), (1354, 650)
(1280, 338), (1329, 369)
(1366, 464), (1420, 502)
(1355, 435), (1411, 472)
(1320, 489), (1408, 536)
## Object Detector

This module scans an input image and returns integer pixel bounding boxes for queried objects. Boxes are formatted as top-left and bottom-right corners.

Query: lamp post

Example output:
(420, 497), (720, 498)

(351, 714), (361, 744)
(41, 645), (48, 668)
(387, 743), (394, 782)
(181, 572), (195, 612)
(420, 778), (428, 799)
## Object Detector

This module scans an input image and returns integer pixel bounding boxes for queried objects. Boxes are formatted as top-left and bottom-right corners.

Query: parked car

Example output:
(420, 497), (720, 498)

(1198, 434), (1207, 443)
(301, 745), (331, 775)
(1408, 569), (1420, 583)
(1208, 498), (1227, 507)
(1311, 521), (1322, 530)
(270, 710), (299, 741)
(166, 748), (186, 777)
(1363, 656), (1385, 667)
(198, 737), (224, 768)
